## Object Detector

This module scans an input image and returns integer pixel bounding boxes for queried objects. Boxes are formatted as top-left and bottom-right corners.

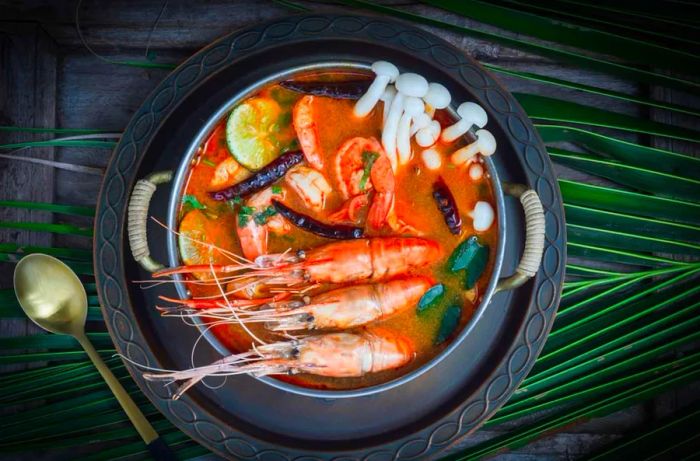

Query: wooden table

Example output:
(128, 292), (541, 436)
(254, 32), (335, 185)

(2, 1), (699, 459)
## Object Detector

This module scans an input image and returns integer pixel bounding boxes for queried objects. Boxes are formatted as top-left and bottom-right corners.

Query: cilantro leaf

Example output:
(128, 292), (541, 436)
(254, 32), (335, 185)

(182, 194), (206, 210)
(359, 151), (379, 191)
(253, 206), (278, 225)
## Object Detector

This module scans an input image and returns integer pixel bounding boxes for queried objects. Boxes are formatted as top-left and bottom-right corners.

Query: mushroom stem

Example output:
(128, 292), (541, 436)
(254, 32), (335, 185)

(397, 97), (424, 166)
(471, 201), (494, 232)
(410, 112), (431, 136)
(416, 120), (441, 147)
(451, 144), (479, 165)
(421, 148), (441, 170)
(354, 75), (391, 117)
(451, 129), (496, 166)
(397, 112), (413, 166)
(380, 86), (397, 125)
(382, 92), (405, 172)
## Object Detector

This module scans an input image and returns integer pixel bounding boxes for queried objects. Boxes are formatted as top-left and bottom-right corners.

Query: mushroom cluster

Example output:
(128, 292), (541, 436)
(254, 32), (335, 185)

(354, 61), (497, 174)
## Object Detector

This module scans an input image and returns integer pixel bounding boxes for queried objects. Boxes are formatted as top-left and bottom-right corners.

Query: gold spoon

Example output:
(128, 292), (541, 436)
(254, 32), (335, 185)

(14, 254), (174, 459)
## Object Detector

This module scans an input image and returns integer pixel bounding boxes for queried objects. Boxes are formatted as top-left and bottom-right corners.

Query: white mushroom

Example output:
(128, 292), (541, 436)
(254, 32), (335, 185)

(354, 61), (399, 117)
(451, 129), (496, 166)
(441, 102), (488, 143)
(397, 97), (425, 165)
(471, 201), (495, 232)
(382, 91), (405, 171)
(421, 148), (442, 170)
(469, 162), (484, 180)
(395, 73), (429, 99)
(410, 112), (431, 136)
(379, 85), (397, 125)
(423, 82), (451, 118)
(416, 120), (441, 147)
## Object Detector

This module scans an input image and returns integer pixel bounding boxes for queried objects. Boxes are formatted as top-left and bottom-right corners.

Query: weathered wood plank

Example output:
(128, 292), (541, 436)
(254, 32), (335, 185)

(0, 23), (57, 368)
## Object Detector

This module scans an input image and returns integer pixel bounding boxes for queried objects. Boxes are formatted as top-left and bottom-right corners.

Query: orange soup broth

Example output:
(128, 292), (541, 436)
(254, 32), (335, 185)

(177, 76), (498, 390)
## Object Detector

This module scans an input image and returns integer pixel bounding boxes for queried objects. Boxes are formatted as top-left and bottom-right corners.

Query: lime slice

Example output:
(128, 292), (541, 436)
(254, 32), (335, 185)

(226, 97), (283, 171)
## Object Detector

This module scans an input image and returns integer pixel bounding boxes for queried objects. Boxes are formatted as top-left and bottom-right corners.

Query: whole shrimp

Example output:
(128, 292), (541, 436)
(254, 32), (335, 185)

(153, 237), (442, 287)
(160, 277), (433, 331)
(293, 95), (324, 170)
(334, 137), (394, 229)
(143, 328), (414, 399)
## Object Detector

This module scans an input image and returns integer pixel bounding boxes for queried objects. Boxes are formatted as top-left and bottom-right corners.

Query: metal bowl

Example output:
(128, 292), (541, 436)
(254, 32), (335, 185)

(96, 13), (565, 460)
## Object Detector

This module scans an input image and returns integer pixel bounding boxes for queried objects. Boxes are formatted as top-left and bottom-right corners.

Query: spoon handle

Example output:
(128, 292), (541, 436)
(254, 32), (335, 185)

(75, 332), (176, 460)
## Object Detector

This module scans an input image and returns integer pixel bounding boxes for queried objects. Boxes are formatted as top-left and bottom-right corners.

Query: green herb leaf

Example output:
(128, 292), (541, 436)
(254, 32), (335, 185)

(448, 236), (489, 288)
(202, 158), (217, 167)
(238, 205), (255, 227)
(182, 194), (206, 210)
(418, 283), (445, 313)
(435, 303), (462, 345)
(271, 185), (283, 194)
(359, 151), (379, 191)
(253, 206), (278, 225)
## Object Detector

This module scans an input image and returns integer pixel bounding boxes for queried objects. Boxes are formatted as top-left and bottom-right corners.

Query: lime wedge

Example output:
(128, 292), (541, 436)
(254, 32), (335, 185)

(226, 97), (283, 171)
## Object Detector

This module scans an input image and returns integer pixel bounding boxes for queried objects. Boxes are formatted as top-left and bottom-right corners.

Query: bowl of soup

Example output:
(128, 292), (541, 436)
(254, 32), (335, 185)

(124, 60), (545, 399)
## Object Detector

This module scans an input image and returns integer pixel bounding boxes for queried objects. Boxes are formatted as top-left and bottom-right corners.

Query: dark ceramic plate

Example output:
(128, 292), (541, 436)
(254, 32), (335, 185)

(95, 14), (565, 460)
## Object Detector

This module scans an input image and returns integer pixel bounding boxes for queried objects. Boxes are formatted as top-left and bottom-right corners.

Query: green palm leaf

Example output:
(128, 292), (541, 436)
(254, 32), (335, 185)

(539, 125), (700, 176)
(518, 94), (700, 142)
(423, 0), (700, 73)
(337, 0), (700, 93)
(551, 148), (700, 201)
(559, 180), (700, 225)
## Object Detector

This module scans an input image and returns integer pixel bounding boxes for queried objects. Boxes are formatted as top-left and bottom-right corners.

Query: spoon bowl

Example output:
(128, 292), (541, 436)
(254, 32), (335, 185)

(14, 254), (87, 335)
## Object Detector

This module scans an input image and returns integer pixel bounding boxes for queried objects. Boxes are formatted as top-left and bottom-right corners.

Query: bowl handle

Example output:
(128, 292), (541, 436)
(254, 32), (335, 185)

(127, 170), (173, 272)
(496, 182), (546, 293)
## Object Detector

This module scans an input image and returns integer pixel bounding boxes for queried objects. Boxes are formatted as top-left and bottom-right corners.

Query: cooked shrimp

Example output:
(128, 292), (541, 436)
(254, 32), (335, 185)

(154, 237), (442, 287)
(334, 137), (395, 229)
(161, 277), (433, 331)
(236, 187), (291, 260)
(285, 165), (332, 212)
(143, 328), (414, 399)
(293, 95), (324, 170)
(209, 157), (250, 190)
(327, 194), (368, 223)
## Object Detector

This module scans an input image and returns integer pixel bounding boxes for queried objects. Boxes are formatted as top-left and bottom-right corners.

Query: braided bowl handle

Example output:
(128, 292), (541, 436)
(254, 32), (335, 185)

(496, 182), (546, 293)
(127, 171), (173, 272)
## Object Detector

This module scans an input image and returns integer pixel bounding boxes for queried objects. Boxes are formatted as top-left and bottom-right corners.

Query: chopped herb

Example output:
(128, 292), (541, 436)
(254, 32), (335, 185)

(202, 158), (217, 167)
(182, 194), (206, 210)
(237, 205), (255, 227)
(359, 151), (379, 191)
(417, 283), (445, 313)
(270, 87), (298, 106)
(271, 185), (283, 194)
(435, 303), (462, 345)
(226, 197), (242, 211)
(277, 111), (292, 128)
(253, 206), (278, 225)
(285, 138), (300, 152)
(446, 163), (456, 169)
